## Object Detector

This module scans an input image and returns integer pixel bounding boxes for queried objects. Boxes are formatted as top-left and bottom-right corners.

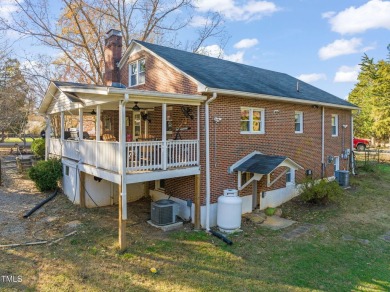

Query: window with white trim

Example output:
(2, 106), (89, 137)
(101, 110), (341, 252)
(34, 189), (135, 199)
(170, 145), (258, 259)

(129, 58), (145, 86)
(240, 107), (265, 134)
(295, 111), (303, 133)
(331, 114), (338, 136)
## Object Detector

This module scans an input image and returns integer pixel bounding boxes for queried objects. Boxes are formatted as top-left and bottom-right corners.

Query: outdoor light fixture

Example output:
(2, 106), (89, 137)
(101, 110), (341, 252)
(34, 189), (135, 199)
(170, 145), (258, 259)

(312, 105), (319, 109)
(90, 109), (96, 115)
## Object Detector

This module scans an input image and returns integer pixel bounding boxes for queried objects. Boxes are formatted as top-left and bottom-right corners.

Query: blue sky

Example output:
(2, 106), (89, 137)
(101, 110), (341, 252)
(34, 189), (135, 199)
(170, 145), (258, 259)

(1, 0), (389, 99)
(186, 0), (390, 99)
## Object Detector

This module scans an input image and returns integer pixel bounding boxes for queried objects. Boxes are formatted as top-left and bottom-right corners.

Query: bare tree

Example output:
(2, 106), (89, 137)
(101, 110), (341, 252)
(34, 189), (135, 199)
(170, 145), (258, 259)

(0, 58), (31, 143)
(1, 0), (227, 88)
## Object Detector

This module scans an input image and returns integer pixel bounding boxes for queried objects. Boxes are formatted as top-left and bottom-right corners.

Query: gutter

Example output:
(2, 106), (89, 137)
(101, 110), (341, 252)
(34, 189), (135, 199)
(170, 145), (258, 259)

(204, 88), (358, 110)
(205, 92), (217, 231)
(120, 93), (130, 220)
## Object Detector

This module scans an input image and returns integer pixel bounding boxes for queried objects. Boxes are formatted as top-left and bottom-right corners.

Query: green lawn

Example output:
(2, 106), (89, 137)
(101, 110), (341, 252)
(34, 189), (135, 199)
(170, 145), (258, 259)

(1, 163), (389, 291)
(2, 137), (34, 143)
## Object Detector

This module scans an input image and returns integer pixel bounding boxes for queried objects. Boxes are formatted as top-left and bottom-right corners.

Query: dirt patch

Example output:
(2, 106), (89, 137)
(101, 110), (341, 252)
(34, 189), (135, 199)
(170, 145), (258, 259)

(0, 165), (178, 247)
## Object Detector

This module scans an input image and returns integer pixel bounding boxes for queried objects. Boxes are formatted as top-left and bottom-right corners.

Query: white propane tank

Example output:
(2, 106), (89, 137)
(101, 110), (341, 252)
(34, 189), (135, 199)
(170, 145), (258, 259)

(217, 189), (242, 233)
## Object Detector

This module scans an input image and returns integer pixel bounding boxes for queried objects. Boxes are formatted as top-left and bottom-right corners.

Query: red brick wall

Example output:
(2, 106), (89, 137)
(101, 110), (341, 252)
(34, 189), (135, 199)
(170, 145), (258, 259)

(120, 50), (198, 94)
(115, 46), (352, 206)
(156, 96), (352, 205)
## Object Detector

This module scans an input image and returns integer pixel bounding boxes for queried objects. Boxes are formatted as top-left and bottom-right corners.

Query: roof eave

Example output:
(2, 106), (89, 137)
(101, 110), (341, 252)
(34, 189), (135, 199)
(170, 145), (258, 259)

(204, 87), (359, 110)
(118, 40), (207, 92)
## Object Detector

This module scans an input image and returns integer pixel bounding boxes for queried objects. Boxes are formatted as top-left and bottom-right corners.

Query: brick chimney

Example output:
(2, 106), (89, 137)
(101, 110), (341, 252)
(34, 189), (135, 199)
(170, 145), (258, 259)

(104, 29), (122, 86)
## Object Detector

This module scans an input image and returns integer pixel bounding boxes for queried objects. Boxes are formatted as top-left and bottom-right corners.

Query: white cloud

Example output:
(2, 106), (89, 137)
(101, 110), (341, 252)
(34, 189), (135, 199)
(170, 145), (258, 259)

(0, 0), (21, 22)
(297, 73), (327, 83)
(190, 15), (209, 27)
(321, 11), (335, 19)
(326, 0), (390, 34)
(197, 44), (244, 63)
(234, 38), (259, 49)
(196, 0), (279, 21)
(334, 65), (360, 83)
(318, 38), (374, 60)
(224, 51), (244, 62)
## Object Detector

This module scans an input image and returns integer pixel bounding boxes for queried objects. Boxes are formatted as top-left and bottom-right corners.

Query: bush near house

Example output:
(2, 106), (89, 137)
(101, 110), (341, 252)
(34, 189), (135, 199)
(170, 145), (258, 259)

(300, 178), (343, 204)
(28, 159), (62, 191)
(31, 138), (45, 158)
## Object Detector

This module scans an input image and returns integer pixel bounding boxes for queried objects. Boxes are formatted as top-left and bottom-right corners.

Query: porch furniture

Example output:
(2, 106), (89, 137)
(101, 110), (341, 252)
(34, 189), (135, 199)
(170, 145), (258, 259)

(102, 134), (117, 141)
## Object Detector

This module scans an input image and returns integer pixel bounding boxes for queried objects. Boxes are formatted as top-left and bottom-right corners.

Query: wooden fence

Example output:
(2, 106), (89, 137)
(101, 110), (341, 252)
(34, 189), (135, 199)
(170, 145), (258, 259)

(354, 149), (390, 164)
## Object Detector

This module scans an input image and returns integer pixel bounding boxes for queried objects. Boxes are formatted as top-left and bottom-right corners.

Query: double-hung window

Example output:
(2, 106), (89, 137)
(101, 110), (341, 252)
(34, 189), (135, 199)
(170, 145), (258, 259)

(129, 58), (146, 86)
(295, 111), (303, 133)
(331, 114), (338, 137)
(240, 107), (265, 134)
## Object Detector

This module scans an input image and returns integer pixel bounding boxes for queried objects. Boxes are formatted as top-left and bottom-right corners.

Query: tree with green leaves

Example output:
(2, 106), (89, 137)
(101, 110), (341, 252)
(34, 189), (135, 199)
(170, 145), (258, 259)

(348, 46), (390, 143)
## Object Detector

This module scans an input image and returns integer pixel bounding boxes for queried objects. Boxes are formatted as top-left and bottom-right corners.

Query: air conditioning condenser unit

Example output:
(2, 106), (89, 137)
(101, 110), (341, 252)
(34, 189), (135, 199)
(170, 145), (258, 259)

(151, 199), (179, 226)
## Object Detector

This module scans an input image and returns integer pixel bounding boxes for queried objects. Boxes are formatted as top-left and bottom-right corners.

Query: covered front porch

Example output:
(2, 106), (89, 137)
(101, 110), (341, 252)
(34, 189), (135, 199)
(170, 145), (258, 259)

(44, 84), (205, 176)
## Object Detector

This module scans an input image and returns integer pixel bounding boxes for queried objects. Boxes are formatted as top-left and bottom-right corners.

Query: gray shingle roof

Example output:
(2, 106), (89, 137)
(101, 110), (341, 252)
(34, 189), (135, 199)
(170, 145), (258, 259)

(233, 154), (288, 174)
(135, 40), (357, 108)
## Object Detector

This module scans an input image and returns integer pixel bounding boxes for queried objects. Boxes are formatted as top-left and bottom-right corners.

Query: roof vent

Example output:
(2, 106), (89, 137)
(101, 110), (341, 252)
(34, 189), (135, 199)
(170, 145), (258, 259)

(296, 81), (300, 92)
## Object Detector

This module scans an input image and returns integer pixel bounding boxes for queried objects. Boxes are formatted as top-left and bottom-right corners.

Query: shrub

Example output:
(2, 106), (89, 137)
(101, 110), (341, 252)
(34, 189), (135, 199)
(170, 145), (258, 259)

(31, 138), (45, 158)
(299, 178), (343, 204)
(28, 159), (62, 191)
(265, 207), (276, 216)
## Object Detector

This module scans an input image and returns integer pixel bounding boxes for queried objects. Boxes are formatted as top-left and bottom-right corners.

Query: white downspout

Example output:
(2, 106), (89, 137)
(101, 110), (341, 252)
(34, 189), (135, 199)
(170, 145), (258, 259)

(321, 106), (325, 177)
(120, 94), (129, 220)
(205, 92), (217, 231)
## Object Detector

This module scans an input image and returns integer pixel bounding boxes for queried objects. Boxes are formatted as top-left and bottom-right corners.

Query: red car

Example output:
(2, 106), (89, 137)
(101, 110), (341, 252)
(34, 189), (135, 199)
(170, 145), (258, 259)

(353, 137), (370, 151)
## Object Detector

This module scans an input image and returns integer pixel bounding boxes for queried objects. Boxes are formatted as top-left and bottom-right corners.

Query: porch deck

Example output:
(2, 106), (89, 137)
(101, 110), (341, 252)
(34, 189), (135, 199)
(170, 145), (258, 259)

(49, 138), (199, 174)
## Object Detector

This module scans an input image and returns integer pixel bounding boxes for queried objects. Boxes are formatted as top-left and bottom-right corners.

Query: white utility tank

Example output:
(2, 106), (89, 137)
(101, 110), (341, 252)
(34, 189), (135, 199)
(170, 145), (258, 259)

(217, 189), (242, 233)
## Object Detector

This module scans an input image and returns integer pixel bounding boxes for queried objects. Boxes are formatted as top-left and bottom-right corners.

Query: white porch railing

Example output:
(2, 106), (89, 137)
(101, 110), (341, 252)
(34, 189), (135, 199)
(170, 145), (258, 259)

(49, 138), (62, 156)
(63, 140), (80, 160)
(79, 140), (96, 165)
(126, 141), (163, 171)
(49, 138), (199, 173)
(167, 140), (198, 168)
(96, 141), (119, 172)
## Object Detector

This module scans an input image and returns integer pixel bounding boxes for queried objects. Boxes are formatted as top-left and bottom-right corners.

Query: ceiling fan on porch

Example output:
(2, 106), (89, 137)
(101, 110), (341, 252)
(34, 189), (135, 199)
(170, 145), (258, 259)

(131, 102), (153, 111)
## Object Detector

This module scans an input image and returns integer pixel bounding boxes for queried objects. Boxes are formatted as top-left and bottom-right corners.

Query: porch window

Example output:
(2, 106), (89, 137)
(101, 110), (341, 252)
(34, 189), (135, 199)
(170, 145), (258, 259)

(295, 111), (303, 133)
(129, 58), (146, 86)
(331, 114), (338, 137)
(240, 107), (265, 134)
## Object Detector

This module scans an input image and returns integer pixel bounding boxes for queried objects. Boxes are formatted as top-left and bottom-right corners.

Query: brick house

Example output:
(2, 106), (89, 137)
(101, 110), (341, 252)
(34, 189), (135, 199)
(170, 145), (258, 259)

(39, 29), (358, 249)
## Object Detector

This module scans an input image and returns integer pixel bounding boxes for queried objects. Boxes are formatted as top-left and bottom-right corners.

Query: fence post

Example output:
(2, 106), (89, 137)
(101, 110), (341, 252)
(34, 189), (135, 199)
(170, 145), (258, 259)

(0, 159), (2, 186)
(378, 149), (380, 163)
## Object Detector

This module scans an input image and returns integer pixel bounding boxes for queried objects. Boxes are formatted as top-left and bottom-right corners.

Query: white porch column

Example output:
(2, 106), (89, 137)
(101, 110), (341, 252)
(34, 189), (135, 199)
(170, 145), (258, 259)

(60, 111), (65, 157)
(119, 96), (128, 220)
(45, 116), (51, 161)
(197, 105), (200, 165)
(96, 106), (101, 141)
(78, 108), (84, 140)
(162, 103), (167, 170)
(60, 111), (65, 141)
(118, 95), (129, 251)
(95, 105), (101, 167)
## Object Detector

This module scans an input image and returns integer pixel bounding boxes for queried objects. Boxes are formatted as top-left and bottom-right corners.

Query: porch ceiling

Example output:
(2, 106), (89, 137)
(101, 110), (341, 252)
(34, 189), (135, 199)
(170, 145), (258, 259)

(39, 81), (207, 115)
